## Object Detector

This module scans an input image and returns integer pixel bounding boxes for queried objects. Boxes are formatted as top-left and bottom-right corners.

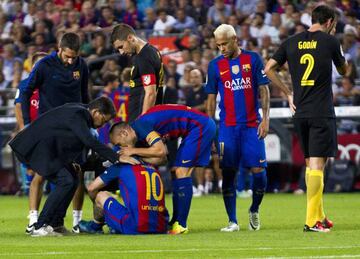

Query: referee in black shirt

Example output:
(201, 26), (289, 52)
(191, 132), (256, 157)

(265, 5), (347, 233)
(111, 23), (165, 122)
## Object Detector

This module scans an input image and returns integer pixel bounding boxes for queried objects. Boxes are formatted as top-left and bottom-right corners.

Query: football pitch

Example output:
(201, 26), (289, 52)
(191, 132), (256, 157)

(1, 193), (360, 258)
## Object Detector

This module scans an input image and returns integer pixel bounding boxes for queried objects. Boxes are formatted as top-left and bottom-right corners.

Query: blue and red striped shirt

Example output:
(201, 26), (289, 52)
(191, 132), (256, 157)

(97, 85), (130, 144)
(100, 163), (168, 234)
(205, 49), (269, 127)
(131, 104), (210, 144)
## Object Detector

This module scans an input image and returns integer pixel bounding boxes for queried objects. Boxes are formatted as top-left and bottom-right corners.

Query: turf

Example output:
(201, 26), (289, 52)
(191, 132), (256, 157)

(0, 193), (360, 258)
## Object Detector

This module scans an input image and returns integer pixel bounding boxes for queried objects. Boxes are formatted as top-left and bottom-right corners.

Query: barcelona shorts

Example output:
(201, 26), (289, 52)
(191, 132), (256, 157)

(294, 118), (337, 158)
(103, 197), (136, 234)
(173, 118), (216, 167)
(218, 123), (267, 169)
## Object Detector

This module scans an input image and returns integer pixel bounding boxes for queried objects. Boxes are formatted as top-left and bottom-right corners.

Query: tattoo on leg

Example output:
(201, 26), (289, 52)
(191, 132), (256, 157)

(93, 203), (104, 223)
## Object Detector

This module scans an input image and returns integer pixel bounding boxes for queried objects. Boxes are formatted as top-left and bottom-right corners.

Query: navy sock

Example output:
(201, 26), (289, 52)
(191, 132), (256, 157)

(176, 177), (193, 228)
(170, 179), (178, 225)
(222, 168), (237, 223)
(250, 170), (267, 213)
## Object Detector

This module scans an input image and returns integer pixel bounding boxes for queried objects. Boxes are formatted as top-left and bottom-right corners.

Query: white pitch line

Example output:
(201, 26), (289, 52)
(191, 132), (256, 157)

(1, 246), (360, 257)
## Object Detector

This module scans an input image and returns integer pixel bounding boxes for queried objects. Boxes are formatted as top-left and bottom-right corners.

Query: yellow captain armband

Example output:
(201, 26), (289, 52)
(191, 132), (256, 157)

(146, 131), (161, 145)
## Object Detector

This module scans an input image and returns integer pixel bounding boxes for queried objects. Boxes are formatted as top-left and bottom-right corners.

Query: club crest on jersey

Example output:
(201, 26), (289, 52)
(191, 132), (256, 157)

(143, 75), (151, 85)
(73, 71), (80, 80)
(231, 65), (240, 74)
(242, 64), (251, 72)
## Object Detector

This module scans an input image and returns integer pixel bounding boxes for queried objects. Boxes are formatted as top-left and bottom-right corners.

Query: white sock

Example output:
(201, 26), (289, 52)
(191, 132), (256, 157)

(204, 181), (213, 194)
(73, 210), (82, 227)
(218, 179), (223, 189)
(197, 184), (204, 193)
(29, 210), (38, 225)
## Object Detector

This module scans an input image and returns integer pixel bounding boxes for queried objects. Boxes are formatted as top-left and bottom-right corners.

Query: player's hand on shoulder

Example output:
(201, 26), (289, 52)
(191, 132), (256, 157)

(119, 155), (140, 165)
(119, 147), (135, 156)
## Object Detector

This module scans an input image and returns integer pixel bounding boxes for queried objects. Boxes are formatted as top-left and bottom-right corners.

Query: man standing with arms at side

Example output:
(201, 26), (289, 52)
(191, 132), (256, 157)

(20, 32), (90, 233)
(111, 23), (165, 122)
(206, 24), (270, 232)
(265, 5), (347, 232)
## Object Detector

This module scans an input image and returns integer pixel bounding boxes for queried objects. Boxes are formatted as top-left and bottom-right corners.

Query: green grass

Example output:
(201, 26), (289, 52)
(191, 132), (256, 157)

(1, 193), (360, 258)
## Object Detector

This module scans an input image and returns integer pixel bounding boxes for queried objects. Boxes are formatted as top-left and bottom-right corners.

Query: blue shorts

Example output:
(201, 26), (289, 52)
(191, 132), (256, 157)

(218, 124), (267, 169)
(174, 118), (216, 167)
(103, 197), (136, 234)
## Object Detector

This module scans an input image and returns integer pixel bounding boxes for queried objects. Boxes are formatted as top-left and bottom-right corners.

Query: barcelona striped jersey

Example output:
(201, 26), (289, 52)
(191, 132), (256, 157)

(205, 49), (269, 127)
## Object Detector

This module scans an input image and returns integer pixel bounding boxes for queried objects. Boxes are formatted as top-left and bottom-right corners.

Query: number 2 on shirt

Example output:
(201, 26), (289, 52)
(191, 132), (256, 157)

(300, 53), (315, 87)
(141, 171), (164, 201)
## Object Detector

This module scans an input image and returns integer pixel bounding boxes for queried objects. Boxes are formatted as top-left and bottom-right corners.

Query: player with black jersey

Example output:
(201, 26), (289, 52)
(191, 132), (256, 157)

(111, 23), (164, 122)
(265, 5), (347, 233)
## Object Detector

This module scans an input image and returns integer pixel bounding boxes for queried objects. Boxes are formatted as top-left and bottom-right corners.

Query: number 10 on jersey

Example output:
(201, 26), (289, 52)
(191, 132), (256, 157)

(141, 171), (164, 201)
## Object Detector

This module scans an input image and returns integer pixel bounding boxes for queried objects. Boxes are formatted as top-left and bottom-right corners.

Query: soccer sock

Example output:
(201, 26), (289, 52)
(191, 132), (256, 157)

(305, 167), (310, 186)
(25, 173), (34, 195)
(72, 210), (82, 227)
(250, 170), (267, 213)
(222, 168), (237, 223)
(169, 179), (178, 225)
(306, 169), (324, 227)
(29, 210), (38, 226)
(176, 177), (193, 228)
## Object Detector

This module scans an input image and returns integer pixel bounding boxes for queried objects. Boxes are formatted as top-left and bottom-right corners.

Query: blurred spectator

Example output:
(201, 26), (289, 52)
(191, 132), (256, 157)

(175, 33), (200, 52)
(35, 8), (54, 33)
(99, 58), (121, 82)
(32, 20), (56, 44)
(250, 12), (279, 46)
(9, 0), (25, 23)
(343, 27), (359, 61)
(98, 5), (118, 29)
(11, 59), (24, 89)
(99, 72), (120, 97)
(154, 0), (176, 16)
(0, 71), (10, 89)
(0, 11), (13, 40)
(165, 60), (181, 88)
(177, 49), (196, 75)
(178, 64), (194, 89)
(153, 8), (176, 35)
(207, 0), (231, 26)
(186, 68), (206, 112)
(87, 31), (112, 61)
(172, 8), (196, 33)
(249, 0), (272, 25)
(11, 23), (31, 56)
(163, 76), (179, 104)
(334, 77), (360, 106)
(1, 44), (20, 86)
(142, 8), (157, 30)
(235, 0), (257, 20)
(281, 3), (296, 30)
(45, 1), (61, 26)
(23, 2), (37, 30)
(188, 0), (208, 26)
(79, 0), (99, 32)
(228, 15), (241, 36)
(300, 1), (315, 27)
(57, 9), (80, 33)
(122, 0), (143, 29)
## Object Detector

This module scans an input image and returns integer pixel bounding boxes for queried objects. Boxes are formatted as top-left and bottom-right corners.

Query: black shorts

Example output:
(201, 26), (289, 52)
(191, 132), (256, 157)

(294, 118), (337, 158)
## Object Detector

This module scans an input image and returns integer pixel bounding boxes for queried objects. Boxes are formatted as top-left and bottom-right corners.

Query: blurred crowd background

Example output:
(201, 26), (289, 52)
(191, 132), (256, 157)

(0, 0), (360, 195)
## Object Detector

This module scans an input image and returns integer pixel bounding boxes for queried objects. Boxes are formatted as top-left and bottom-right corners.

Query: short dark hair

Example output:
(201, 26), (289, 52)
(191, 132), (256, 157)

(311, 5), (336, 25)
(31, 52), (47, 64)
(59, 32), (80, 52)
(111, 23), (136, 43)
(88, 96), (116, 118)
(109, 122), (130, 135)
(103, 72), (119, 85)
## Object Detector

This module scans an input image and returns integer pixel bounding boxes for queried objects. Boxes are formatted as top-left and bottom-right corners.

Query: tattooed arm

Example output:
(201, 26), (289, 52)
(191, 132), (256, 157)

(258, 85), (270, 139)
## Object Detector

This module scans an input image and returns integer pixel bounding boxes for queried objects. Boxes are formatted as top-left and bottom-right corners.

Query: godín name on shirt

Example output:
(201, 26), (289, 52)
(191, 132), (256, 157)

(298, 40), (317, 49)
